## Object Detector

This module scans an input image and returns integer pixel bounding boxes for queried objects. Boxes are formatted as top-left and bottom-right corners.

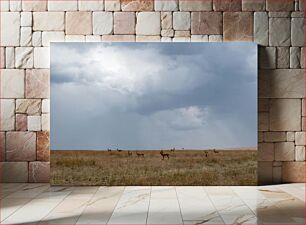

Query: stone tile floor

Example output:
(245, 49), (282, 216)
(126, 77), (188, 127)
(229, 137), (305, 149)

(0, 183), (305, 224)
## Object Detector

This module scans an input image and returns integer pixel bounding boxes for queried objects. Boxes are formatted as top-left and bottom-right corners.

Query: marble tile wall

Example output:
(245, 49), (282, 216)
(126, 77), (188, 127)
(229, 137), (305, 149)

(0, 0), (305, 184)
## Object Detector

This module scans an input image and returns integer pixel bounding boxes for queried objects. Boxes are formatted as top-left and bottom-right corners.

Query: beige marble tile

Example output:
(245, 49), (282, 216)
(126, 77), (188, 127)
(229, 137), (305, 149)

(274, 197), (305, 223)
(39, 197), (93, 224)
(277, 184), (305, 202)
(231, 186), (266, 200)
(204, 186), (236, 196)
(76, 186), (124, 224)
(64, 186), (99, 200)
(150, 186), (178, 199)
(0, 183), (28, 199)
(217, 205), (256, 225)
(34, 186), (72, 201)
(38, 186), (98, 224)
(147, 199), (183, 224)
(0, 184), (304, 224)
(242, 198), (275, 214)
(5, 183), (50, 199)
(0, 198), (32, 222)
(205, 187), (259, 225)
(258, 187), (295, 202)
(108, 186), (150, 224)
(147, 187), (183, 224)
(184, 216), (225, 225)
(256, 205), (296, 224)
(2, 198), (65, 224)
(176, 187), (216, 221)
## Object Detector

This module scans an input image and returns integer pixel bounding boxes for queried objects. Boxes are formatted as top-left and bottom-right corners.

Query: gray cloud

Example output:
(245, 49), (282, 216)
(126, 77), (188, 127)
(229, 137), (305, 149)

(51, 43), (257, 150)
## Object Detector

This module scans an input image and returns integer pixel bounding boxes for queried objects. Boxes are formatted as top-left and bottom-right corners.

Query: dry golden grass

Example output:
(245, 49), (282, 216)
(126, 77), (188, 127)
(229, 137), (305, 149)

(51, 149), (257, 186)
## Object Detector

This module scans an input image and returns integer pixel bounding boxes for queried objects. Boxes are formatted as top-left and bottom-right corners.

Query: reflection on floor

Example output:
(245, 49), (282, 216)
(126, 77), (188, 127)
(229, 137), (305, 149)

(0, 183), (305, 224)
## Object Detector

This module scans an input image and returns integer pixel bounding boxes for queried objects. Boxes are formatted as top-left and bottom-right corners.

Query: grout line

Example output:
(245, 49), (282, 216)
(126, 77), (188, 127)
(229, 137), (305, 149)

(1, 183), (27, 199)
(0, 184), (32, 222)
(229, 186), (260, 219)
(0, 201), (33, 223)
(106, 186), (126, 225)
(202, 186), (227, 225)
(2, 184), (51, 223)
(174, 186), (184, 225)
(145, 186), (152, 225)
(37, 185), (74, 223)
(75, 186), (100, 224)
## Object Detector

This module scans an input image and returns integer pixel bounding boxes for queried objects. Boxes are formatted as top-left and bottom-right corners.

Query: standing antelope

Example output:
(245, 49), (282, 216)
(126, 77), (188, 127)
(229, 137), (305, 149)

(127, 151), (132, 157)
(160, 150), (170, 160)
(170, 148), (175, 152)
(136, 151), (144, 158)
(107, 148), (111, 152)
(117, 148), (122, 152)
(213, 149), (219, 153)
(205, 151), (208, 157)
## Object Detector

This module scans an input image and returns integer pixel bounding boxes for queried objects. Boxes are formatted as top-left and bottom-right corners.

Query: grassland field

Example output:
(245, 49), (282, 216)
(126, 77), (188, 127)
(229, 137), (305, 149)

(51, 149), (257, 186)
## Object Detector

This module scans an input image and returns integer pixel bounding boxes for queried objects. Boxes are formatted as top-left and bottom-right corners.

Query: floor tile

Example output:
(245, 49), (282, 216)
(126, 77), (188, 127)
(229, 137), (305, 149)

(76, 186), (124, 224)
(5, 183), (50, 199)
(0, 198), (32, 222)
(176, 187), (217, 221)
(147, 187), (183, 224)
(277, 184), (305, 202)
(231, 186), (266, 200)
(0, 183), (304, 224)
(108, 186), (150, 224)
(256, 205), (297, 224)
(0, 183), (28, 199)
(39, 189), (94, 224)
(2, 198), (65, 224)
(183, 216), (225, 225)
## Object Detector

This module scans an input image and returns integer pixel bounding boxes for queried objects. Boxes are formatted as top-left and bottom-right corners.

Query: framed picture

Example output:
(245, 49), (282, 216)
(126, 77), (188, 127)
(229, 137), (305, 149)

(51, 43), (257, 186)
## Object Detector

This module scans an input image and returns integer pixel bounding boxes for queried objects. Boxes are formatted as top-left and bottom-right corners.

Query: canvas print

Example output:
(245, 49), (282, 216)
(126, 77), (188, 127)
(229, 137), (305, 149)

(51, 43), (257, 186)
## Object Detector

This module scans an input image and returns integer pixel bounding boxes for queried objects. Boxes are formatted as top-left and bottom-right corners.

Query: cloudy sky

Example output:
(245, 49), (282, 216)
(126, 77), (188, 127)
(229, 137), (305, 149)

(51, 43), (257, 150)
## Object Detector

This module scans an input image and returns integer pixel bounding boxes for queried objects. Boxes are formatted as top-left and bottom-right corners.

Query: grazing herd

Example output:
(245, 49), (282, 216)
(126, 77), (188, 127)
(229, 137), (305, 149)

(107, 148), (219, 160)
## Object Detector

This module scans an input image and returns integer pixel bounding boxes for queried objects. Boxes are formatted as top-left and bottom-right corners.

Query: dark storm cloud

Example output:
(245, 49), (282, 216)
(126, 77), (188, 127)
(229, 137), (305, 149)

(51, 43), (257, 150)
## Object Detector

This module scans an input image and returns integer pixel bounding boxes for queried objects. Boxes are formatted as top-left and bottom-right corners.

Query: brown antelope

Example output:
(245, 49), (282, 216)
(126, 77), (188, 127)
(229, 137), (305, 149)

(117, 148), (122, 152)
(160, 150), (169, 160)
(170, 148), (175, 152)
(136, 151), (144, 158)
(213, 149), (219, 153)
(205, 151), (208, 157)
(107, 148), (111, 152)
(127, 151), (132, 157)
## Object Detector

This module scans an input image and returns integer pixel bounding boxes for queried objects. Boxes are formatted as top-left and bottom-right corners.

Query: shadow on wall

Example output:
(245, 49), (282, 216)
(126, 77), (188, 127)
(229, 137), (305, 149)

(258, 66), (305, 185)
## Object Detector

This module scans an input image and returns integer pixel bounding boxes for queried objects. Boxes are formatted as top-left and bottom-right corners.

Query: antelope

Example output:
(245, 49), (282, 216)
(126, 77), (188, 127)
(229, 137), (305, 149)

(107, 148), (111, 152)
(205, 151), (208, 157)
(136, 151), (144, 158)
(117, 148), (122, 152)
(170, 148), (175, 152)
(213, 149), (219, 153)
(127, 151), (132, 157)
(160, 150), (169, 160)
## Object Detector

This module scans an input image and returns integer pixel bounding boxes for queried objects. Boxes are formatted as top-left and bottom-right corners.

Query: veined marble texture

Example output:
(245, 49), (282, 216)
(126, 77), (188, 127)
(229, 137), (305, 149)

(0, 183), (305, 225)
